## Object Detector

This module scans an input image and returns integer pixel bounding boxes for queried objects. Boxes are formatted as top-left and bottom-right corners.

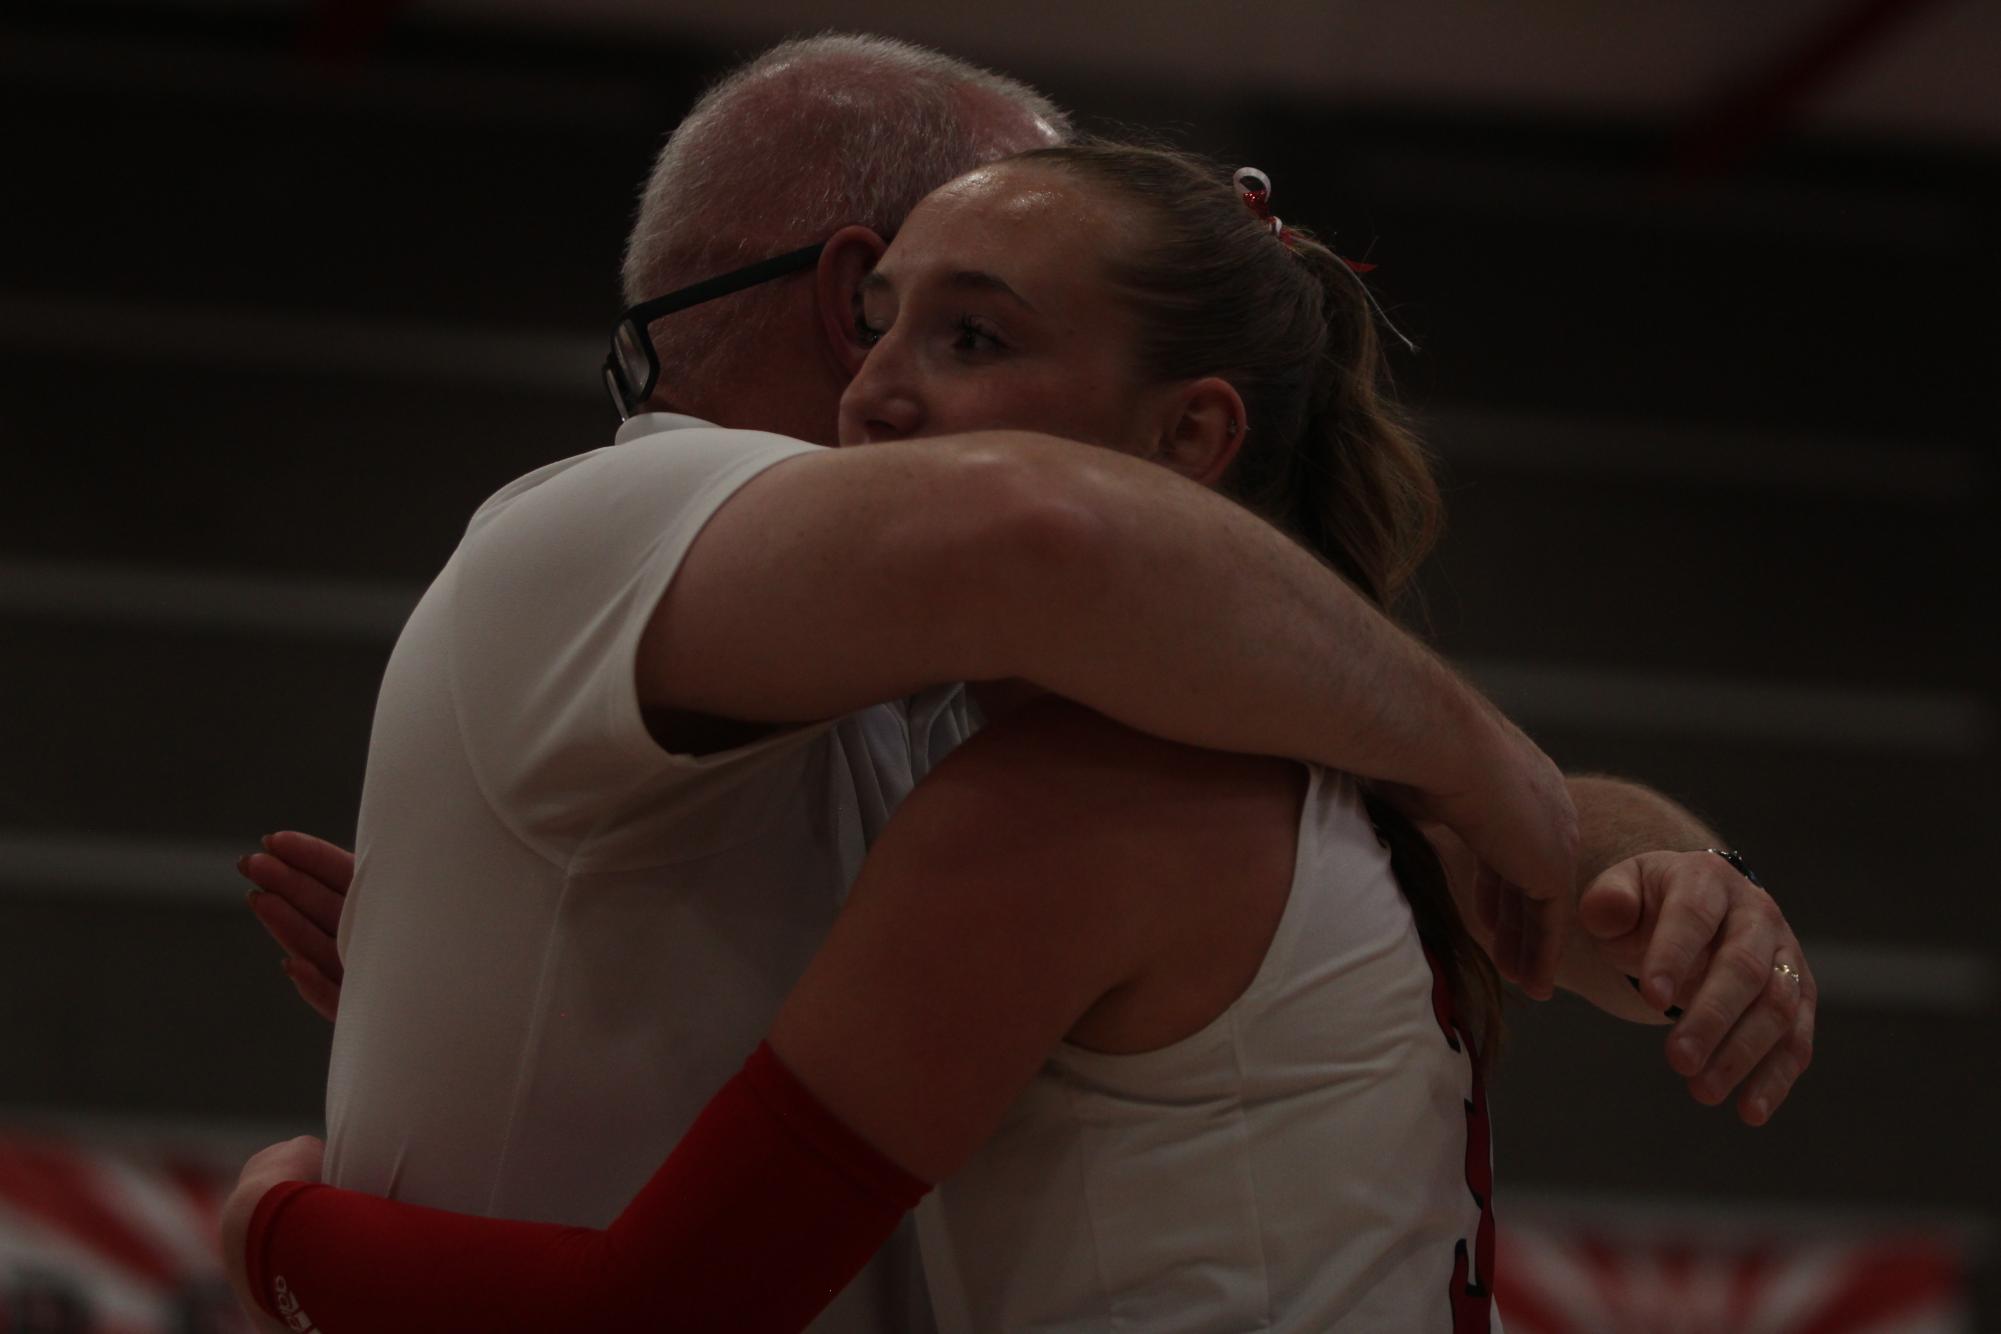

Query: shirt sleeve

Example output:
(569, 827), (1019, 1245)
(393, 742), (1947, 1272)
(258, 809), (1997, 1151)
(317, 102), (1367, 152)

(246, 1042), (929, 1334)
(444, 428), (824, 853)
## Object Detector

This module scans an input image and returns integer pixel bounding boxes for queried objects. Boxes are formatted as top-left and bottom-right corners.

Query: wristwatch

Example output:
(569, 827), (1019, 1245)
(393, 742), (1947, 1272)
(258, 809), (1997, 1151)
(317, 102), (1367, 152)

(1704, 848), (1763, 887)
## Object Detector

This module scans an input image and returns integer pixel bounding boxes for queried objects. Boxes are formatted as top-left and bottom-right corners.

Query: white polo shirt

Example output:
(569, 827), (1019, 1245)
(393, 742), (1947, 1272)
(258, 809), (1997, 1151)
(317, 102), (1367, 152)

(324, 413), (969, 1334)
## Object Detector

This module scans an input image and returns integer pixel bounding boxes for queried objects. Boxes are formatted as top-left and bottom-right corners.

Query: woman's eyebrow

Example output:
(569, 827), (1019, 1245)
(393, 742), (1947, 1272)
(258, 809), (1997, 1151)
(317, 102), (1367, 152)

(946, 270), (1039, 313)
(861, 267), (1038, 313)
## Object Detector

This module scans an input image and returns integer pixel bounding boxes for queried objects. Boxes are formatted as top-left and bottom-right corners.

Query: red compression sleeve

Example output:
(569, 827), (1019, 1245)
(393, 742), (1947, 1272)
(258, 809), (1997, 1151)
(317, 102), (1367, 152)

(246, 1043), (930, 1334)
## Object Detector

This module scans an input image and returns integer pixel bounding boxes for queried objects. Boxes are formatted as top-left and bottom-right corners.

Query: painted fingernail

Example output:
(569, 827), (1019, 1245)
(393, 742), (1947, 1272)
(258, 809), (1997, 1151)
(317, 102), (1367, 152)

(261, 833), (276, 851)
(237, 854), (252, 875)
(1748, 1097), (1770, 1124)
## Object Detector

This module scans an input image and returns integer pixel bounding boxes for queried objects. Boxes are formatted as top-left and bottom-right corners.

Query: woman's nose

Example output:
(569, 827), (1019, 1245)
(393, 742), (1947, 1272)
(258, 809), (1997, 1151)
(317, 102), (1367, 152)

(861, 392), (922, 442)
(840, 355), (924, 444)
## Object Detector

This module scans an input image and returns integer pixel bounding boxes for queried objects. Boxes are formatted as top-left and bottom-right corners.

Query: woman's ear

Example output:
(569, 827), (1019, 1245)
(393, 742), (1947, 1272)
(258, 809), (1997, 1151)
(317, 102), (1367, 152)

(816, 225), (888, 378)
(1152, 377), (1249, 487)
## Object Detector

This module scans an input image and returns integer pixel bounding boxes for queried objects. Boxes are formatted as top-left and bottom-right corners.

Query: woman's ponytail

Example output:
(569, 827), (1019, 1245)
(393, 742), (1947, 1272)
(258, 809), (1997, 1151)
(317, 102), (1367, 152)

(1013, 140), (1505, 1057)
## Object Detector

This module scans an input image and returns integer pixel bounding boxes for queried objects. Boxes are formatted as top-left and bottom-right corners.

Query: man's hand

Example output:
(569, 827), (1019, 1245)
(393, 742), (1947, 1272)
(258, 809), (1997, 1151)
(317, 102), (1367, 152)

(1389, 708), (1580, 1000)
(219, 1135), (326, 1333)
(239, 832), (351, 1023)
(1579, 850), (1815, 1125)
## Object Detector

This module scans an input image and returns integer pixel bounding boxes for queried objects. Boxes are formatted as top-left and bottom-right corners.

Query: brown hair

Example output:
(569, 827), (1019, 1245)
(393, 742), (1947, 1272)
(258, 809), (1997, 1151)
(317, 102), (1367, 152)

(1015, 140), (1503, 1056)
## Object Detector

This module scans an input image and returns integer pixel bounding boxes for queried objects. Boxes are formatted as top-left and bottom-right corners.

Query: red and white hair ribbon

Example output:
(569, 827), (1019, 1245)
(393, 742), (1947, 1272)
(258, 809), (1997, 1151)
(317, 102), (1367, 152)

(1233, 166), (1285, 240)
(1232, 165), (1377, 273)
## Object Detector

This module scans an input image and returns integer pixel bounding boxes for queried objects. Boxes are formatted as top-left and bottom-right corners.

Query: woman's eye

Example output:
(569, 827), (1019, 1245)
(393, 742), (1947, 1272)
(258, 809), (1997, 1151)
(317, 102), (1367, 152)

(953, 316), (1004, 354)
(854, 312), (885, 348)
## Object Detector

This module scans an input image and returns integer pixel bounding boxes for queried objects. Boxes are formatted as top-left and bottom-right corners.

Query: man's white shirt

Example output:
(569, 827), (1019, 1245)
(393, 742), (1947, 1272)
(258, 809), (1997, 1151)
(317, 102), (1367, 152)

(325, 414), (968, 1333)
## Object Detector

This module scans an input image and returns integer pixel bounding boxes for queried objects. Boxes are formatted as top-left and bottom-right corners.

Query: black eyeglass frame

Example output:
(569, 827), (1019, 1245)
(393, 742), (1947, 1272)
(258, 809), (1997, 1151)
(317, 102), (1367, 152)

(601, 241), (828, 421)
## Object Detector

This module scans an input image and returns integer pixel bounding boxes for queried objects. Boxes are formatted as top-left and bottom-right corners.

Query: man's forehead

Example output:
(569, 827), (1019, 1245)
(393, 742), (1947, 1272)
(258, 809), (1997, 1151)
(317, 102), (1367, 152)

(954, 82), (1067, 154)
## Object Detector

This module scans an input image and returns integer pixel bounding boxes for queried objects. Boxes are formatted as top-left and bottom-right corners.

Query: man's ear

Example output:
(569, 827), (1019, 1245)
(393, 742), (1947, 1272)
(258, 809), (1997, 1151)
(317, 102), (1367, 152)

(816, 225), (888, 378)
(1151, 377), (1249, 487)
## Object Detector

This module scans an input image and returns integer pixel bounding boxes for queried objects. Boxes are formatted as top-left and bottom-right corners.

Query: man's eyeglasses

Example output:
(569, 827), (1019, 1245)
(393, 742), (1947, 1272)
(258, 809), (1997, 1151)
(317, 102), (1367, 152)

(602, 242), (827, 421)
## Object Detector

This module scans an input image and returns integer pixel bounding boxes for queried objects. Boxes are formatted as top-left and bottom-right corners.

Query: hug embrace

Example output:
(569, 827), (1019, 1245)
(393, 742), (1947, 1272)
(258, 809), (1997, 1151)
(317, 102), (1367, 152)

(226, 33), (1815, 1334)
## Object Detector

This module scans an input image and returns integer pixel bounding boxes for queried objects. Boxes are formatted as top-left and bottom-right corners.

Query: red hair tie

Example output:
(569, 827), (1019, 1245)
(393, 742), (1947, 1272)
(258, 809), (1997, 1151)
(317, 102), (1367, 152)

(1233, 166), (1285, 242)
(1232, 165), (1375, 272)
(1232, 164), (1413, 352)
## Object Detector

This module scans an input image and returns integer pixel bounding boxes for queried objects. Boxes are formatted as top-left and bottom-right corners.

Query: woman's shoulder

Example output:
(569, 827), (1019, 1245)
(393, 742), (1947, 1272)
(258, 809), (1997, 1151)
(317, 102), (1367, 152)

(902, 694), (1306, 919)
(954, 695), (1304, 818)
(958, 700), (1306, 1054)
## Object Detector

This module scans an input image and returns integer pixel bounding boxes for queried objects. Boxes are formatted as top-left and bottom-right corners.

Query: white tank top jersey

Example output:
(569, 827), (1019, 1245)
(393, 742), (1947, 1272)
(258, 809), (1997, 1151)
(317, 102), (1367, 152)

(324, 414), (971, 1334)
(915, 766), (1498, 1334)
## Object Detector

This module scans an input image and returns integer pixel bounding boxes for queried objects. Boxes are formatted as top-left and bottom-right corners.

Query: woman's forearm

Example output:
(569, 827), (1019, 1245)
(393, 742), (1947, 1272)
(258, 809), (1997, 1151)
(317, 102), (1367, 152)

(239, 1044), (926, 1334)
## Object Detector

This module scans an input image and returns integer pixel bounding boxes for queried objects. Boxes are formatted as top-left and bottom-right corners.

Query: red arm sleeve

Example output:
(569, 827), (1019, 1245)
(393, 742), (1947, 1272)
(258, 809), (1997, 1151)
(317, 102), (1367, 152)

(244, 1042), (930, 1334)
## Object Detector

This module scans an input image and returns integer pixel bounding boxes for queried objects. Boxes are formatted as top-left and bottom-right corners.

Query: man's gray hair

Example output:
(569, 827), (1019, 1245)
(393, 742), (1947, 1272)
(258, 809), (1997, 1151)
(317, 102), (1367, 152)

(620, 33), (1072, 394)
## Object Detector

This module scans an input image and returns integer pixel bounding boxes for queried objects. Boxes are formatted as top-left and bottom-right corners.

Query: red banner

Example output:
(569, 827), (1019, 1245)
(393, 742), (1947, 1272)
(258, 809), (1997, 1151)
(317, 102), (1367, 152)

(1497, 1205), (1970, 1334)
(0, 1132), (254, 1334)
(0, 1131), (1977, 1334)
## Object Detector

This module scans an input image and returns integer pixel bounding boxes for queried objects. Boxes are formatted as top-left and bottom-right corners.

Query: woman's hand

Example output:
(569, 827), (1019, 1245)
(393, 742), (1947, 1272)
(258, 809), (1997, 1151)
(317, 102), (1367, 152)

(239, 831), (352, 1022)
(221, 1135), (326, 1330)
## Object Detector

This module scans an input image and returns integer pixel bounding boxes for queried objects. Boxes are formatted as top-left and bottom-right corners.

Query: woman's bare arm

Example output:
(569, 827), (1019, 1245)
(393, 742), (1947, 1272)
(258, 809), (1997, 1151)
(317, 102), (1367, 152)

(769, 694), (1291, 1179)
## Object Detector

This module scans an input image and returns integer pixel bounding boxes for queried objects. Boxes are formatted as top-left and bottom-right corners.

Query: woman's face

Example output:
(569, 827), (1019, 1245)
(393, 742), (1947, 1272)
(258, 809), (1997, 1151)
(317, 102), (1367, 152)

(837, 163), (1162, 451)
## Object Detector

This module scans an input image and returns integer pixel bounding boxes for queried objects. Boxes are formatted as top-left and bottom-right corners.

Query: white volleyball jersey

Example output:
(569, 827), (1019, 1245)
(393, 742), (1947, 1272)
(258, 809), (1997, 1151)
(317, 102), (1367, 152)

(324, 414), (972, 1334)
(915, 766), (1498, 1333)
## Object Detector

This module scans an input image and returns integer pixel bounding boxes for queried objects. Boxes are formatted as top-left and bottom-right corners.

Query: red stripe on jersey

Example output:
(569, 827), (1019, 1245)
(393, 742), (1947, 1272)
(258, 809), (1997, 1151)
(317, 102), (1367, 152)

(1422, 946), (1495, 1333)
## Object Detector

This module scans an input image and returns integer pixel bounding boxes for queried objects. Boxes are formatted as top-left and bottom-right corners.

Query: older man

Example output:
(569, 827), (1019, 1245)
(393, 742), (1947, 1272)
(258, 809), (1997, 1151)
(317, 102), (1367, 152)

(229, 33), (1812, 1334)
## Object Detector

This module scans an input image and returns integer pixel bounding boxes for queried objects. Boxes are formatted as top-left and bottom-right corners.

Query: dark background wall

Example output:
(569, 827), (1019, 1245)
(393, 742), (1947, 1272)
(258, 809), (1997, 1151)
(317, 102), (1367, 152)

(2, 0), (1995, 1325)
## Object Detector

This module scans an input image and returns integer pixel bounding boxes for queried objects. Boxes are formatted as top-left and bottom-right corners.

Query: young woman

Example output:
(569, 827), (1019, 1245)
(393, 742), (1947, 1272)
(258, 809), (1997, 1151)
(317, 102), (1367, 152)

(225, 142), (1680, 1333)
